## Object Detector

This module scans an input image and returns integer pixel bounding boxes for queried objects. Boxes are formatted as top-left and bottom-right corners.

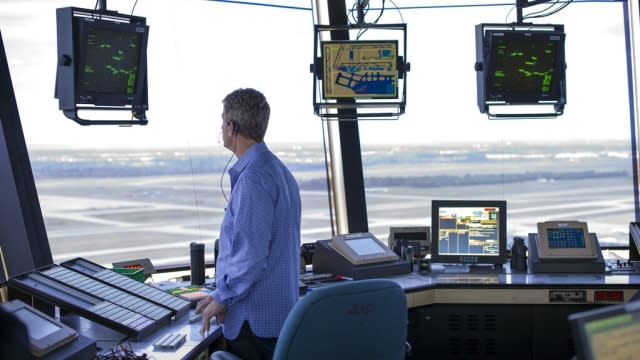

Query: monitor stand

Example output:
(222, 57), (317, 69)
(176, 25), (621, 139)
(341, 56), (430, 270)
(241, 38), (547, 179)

(429, 263), (504, 274)
(469, 263), (504, 273)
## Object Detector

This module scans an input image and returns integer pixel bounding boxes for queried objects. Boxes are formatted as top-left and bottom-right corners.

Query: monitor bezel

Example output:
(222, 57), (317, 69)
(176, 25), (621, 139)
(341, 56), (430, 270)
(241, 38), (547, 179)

(320, 39), (399, 100)
(430, 200), (507, 265)
(536, 220), (597, 259)
(74, 16), (149, 108)
(483, 28), (566, 105)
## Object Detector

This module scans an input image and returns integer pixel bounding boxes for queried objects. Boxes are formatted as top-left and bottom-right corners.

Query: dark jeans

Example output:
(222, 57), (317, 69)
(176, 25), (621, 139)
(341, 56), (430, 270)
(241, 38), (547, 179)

(225, 321), (278, 360)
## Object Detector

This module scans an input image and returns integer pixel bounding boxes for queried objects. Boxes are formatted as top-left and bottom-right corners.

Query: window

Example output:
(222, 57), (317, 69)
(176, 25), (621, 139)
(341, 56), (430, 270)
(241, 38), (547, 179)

(1, 0), (635, 271)
(358, 2), (633, 249)
(2, 0), (327, 268)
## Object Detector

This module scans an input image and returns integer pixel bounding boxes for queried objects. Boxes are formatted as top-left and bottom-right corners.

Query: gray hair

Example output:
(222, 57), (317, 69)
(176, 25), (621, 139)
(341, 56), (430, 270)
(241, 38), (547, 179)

(222, 88), (270, 142)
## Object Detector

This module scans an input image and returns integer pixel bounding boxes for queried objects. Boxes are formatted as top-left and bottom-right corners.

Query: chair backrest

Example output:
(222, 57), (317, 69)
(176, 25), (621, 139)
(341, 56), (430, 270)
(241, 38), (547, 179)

(273, 278), (407, 360)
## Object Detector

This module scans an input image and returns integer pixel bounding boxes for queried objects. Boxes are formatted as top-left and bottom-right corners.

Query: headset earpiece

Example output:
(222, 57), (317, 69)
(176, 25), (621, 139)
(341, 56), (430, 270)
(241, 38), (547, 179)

(225, 120), (240, 135)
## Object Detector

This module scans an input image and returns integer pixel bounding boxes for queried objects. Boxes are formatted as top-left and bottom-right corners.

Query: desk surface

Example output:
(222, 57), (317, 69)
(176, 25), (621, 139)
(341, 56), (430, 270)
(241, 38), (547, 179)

(394, 269), (640, 290)
(303, 260), (640, 306)
(80, 260), (640, 359)
(128, 310), (221, 360)
(63, 309), (221, 360)
(123, 279), (220, 360)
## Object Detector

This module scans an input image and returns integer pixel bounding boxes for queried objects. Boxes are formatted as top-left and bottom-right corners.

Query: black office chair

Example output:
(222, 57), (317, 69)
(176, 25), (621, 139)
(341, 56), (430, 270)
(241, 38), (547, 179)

(212, 278), (408, 360)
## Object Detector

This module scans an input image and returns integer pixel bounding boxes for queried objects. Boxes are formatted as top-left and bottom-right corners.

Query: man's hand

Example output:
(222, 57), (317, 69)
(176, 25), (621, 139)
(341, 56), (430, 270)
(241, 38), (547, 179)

(198, 297), (226, 336)
(195, 296), (213, 314)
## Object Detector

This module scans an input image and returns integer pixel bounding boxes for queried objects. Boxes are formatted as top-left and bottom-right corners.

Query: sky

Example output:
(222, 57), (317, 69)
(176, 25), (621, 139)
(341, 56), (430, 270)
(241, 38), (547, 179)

(0, 0), (633, 148)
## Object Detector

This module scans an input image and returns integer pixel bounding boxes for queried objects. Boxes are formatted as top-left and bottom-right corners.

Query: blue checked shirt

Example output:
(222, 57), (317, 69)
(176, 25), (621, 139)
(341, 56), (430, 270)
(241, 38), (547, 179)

(212, 142), (301, 340)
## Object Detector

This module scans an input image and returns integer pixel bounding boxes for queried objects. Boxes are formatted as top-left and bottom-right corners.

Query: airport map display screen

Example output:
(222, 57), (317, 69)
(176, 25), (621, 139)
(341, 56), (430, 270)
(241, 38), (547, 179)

(321, 40), (398, 99)
(431, 200), (507, 265)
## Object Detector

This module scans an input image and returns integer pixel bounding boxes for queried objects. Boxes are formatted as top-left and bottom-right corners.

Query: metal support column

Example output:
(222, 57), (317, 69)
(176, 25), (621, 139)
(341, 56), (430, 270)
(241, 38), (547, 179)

(326, 0), (369, 234)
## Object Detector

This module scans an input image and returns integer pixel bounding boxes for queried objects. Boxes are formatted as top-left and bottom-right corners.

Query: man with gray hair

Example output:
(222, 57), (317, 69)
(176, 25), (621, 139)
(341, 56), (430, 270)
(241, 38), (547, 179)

(196, 88), (302, 360)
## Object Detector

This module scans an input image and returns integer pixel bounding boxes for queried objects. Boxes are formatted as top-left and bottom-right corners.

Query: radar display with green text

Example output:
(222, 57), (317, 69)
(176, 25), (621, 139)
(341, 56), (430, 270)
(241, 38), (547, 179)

(490, 34), (558, 96)
(80, 26), (142, 95)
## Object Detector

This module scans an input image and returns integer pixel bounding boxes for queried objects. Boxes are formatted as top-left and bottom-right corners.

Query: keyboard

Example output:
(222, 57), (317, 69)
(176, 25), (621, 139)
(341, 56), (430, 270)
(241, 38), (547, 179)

(41, 265), (173, 327)
(62, 257), (191, 318)
(9, 271), (157, 340)
(153, 332), (186, 350)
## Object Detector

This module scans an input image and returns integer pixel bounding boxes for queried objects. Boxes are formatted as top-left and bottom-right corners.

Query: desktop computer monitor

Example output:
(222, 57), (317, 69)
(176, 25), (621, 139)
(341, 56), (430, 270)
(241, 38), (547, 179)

(430, 200), (507, 266)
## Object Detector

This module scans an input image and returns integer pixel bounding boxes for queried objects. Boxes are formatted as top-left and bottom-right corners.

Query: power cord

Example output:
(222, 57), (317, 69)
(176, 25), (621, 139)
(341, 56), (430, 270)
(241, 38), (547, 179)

(96, 343), (155, 360)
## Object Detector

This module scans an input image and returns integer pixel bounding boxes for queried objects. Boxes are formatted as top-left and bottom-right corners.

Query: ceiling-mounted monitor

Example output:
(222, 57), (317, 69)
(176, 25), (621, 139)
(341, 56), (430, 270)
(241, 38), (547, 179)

(55, 7), (149, 125)
(75, 18), (146, 107)
(311, 23), (409, 120)
(321, 40), (398, 100)
(475, 23), (566, 119)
